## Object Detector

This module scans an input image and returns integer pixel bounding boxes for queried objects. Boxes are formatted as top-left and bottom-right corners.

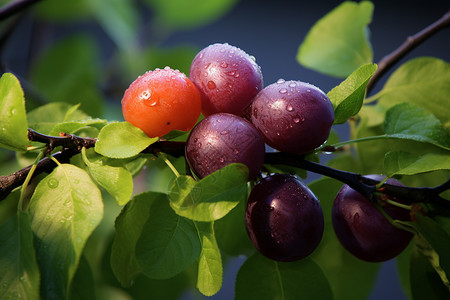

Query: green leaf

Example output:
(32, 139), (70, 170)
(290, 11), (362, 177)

(378, 57), (450, 125)
(91, 0), (139, 50)
(0, 73), (29, 151)
(309, 177), (379, 300)
(383, 102), (450, 150)
(48, 118), (107, 137)
(195, 221), (223, 296)
(70, 255), (96, 300)
(29, 164), (103, 299)
(168, 163), (249, 222)
(384, 150), (450, 177)
(95, 122), (158, 158)
(328, 63), (377, 124)
(29, 36), (103, 117)
(34, 0), (91, 21)
(135, 198), (201, 279)
(235, 252), (333, 300)
(297, 1), (373, 78)
(144, 0), (238, 30)
(410, 245), (450, 300)
(111, 192), (165, 287)
(0, 212), (40, 300)
(28, 102), (89, 134)
(82, 148), (133, 206)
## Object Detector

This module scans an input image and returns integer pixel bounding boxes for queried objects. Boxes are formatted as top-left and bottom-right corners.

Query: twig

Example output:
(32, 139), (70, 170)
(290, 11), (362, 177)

(0, 0), (42, 21)
(366, 10), (450, 93)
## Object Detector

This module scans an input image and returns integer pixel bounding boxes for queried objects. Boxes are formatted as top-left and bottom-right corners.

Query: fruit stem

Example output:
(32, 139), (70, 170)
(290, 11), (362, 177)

(374, 203), (416, 234)
(384, 198), (413, 211)
(159, 153), (180, 178)
(329, 135), (389, 149)
(18, 150), (44, 211)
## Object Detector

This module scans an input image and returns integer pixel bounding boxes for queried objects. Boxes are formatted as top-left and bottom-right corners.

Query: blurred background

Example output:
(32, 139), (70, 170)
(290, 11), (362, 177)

(1, 0), (449, 299)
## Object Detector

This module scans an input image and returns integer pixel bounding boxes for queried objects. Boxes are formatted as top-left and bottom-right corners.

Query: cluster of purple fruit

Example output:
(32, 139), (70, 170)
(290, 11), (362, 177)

(186, 43), (412, 263)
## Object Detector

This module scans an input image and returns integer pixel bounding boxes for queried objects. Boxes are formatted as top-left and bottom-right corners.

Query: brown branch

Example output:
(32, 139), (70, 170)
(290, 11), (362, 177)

(0, 0), (42, 21)
(366, 10), (450, 93)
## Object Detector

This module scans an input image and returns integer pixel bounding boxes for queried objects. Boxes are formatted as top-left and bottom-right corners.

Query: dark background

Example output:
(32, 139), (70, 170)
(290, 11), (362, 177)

(2, 0), (450, 299)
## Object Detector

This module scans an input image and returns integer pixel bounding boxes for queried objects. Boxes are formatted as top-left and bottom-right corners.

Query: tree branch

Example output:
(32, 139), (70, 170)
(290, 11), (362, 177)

(366, 9), (450, 93)
(1, 130), (449, 209)
(0, 0), (42, 21)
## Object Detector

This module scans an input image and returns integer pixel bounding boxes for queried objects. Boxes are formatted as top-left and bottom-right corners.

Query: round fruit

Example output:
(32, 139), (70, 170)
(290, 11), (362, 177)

(332, 175), (413, 262)
(189, 43), (263, 117)
(245, 174), (324, 262)
(121, 67), (202, 138)
(185, 113), (265, 180)
(250, 79), (334, 154)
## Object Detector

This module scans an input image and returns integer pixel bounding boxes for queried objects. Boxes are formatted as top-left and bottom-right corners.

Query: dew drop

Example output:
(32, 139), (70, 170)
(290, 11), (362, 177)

(220, 62), (228, 68)
(139, 89), (151, 100)
(194, 138), (198, 143)
(233, 149), (239, 154)
(293, 117), (300, 123)
(197, 142), (202, 148)
(164, 66), (170, 70)
(220, 130), (228, 135)
(306, 89), (311, 93)
(279, 88), (288, 94)
(250, 55), (256, 61)
(286, 104), (294, 112)
(219, 157), (225, 163)
(276, 132), (281, 136)
(289, 82), (296, 88)
(264, 204), (274, 212)
(204, 63), (211, 69)
(276, 78), (285, 84)
(144, 98), (159, 107)
(48, 178), (59, 189)
(207, 81), (216, 90)
(227, 71), (236, 76)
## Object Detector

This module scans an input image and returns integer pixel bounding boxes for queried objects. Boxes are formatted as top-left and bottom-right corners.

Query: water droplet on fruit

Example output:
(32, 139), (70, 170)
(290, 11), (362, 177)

(144, 98), (159, 107)
(306, 89), (311, 93)
(139, 89), (151, 100)
(220, 130), (228, 135)
(279, 88), (288, 94)
(235, 73), (240, 78)
(286, 104), (294, 111)
(204, 63), (211, 69)
(194, 138), (198, 143)
(277, 79), (285, 84)
(219, 157), (225, 163)
(197, 142), (202, 148)
(220, 62), (228, 68)
(48, 178), (59, 189)
(289, 82), (296, 88)
(264, 204), (274, 212)
(276, 132), (281, 136)
(227, 71), (236, 76)
(250, 55), (256, 61)
(207, 81), (216, 90)
(233, 149), (239, 154)
(293, 117), (300, 123)
(164, 66), (170, 70)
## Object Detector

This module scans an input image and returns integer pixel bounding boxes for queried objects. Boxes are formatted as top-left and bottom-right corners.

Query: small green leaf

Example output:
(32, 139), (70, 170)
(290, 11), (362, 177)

(297, 1), (374, 77)
(0, 73), (29, 151)
(383, 103), (450, 150)
(0, 212), (40, 300)
(195, 221), (223, 296)
(235, 252), (333, 300)
(328, 63), (377, 124)
(378, 57), (450, 125)
(135, 198), (201, 279)
(48, 118), (107, 137)
(111, 192), (164, 287)
(95, 122), (158, 158)
(82, 148), (133, 205)
(29, 164), (103, 299)
(168, 163), (249, 222)
(384, 150), (450, 177)
(144, 0), (238, 30)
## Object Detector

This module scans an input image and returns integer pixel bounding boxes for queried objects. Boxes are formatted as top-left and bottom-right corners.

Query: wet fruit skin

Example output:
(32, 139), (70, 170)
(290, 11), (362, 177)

(189, 43), (263, 117)
(245, 174), (324, 262)
(121, 67), (202, 138)
(250, 80), (334, 154)
(185, 113), (265, 180)
(332, 175), (413, 262)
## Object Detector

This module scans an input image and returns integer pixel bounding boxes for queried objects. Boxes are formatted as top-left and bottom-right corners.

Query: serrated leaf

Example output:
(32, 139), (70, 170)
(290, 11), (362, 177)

(95, 122), (158, 158)
(0, 73), (29, 151)
(168, 163), (249, 222)
(297, 1), (373, 77)
(195, 221), (223, 296)
(81, 148), (133, 205)
(378, 57), (450, 125)
(29, 164), (103, 299)
(135, 198), (201, 279)
(235, 252), (333, 300)
(309, 176), (380, 300)
(0, 212), (40, 300)
(144, 0), (238, 30)
(328, 63), (377, 124)
(111, 192), (164, 287)
(383, 102), (450, 150)
(384, 150), (450, 177)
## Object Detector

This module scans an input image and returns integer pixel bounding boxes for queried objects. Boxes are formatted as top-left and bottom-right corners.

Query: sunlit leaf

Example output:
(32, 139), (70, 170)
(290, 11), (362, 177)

(384, 150), (450, 177)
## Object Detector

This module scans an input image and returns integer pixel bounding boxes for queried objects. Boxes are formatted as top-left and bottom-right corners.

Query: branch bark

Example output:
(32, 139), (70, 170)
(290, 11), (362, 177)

(366, 10), (450, 93)
(1, 130), (449, 209)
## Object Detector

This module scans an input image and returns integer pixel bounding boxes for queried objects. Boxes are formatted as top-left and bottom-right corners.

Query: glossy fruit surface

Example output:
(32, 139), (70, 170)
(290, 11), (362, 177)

(332, 175), (413, 262)
(250, 79), (334, 154)
(245, 174), (324, 262)
(189, 43), (263, 117)
(185, 113), (265, 180)
(122, 67), (202, 138)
